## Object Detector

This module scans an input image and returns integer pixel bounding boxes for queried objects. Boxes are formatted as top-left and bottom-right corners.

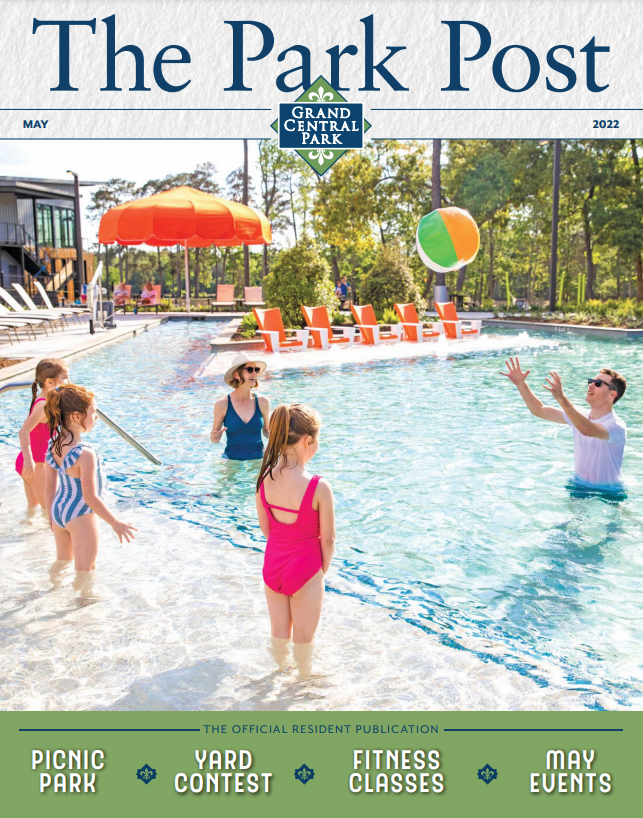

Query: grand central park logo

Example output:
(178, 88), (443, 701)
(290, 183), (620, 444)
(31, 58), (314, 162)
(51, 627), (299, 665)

(272, 75), (372, 175)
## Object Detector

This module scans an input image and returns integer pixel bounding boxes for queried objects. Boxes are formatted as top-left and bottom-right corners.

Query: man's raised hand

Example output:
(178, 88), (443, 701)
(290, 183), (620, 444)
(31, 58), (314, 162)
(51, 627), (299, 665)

(543, 371), (565, 402)
(500, 357), (531, 385)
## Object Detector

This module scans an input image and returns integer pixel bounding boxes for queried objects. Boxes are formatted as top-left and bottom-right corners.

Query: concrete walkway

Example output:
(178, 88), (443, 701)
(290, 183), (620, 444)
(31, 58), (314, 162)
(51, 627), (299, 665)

(0, 314), (167, 383)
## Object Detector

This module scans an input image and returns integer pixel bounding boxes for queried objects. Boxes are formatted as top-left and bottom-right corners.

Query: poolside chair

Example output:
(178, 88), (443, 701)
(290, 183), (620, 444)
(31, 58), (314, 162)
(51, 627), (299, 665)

(113, 284), (132, 311)
(0, 303), (51, 337)
(434, 301), (482, 339)
(301, 305), (357, 349)
(350, 304), (403, 345)
(393, 303), (444, 342)
(137, 284), (163, 312)
(253, 308), (310, 353)
(33, 280), (88, 317)
(13, 282), (82, 324)
(0, 288), (66, 331)
(213, 284), (237, 311)
(244, 286), (265, 308)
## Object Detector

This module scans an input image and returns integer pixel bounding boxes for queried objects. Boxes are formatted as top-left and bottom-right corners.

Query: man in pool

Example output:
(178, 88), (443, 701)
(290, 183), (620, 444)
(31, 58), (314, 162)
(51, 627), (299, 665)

(501, 358), (627, 489)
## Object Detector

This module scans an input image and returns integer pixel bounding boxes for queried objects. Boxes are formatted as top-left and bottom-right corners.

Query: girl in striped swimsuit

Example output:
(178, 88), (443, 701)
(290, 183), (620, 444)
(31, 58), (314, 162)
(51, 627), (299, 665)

(44, 384), (136, 582)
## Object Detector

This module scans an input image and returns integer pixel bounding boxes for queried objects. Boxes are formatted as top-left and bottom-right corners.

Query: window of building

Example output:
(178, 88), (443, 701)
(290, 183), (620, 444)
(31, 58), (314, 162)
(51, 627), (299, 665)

(54, 207), (75, 248)
(36, 204), (54, 246)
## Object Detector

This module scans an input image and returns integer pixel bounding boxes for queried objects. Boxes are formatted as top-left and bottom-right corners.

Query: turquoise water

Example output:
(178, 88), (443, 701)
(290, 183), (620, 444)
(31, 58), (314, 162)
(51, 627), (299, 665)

(1, 321), (642, 709)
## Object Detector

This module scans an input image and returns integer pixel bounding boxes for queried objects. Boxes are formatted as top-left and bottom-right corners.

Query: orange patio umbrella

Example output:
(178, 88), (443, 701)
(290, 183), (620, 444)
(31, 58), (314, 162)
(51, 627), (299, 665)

(98, 186), (272, 312)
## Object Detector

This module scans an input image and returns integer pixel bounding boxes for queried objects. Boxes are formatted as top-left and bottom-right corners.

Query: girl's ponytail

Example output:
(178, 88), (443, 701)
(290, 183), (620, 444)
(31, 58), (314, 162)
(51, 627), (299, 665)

(256, 403), (321, 491)
(45, 389), (64, 454)
(30, 380), (38, 412)
(256, 405), (290, 490)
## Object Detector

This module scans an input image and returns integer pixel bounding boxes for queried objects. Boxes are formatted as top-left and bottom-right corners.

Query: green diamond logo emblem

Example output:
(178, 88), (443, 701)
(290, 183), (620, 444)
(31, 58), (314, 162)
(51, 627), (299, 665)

(272, 75), (371, 175)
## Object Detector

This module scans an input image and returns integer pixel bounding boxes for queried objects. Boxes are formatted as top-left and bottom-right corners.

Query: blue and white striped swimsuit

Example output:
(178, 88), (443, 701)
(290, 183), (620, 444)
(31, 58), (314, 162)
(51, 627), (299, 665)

(46, 442), (106, 528)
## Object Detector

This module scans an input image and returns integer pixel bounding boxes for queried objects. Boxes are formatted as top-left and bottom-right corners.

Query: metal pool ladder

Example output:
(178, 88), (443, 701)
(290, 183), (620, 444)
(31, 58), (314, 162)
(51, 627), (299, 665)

(0, 381), (162, 466)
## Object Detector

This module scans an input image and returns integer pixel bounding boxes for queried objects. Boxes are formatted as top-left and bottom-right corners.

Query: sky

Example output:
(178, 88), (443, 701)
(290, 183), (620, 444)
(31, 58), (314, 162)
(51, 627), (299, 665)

(0, 139), (262, 245)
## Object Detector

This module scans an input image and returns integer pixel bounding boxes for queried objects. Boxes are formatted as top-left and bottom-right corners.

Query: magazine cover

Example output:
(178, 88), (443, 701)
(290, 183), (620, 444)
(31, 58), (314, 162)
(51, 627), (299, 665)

(0, 1), (639, 814)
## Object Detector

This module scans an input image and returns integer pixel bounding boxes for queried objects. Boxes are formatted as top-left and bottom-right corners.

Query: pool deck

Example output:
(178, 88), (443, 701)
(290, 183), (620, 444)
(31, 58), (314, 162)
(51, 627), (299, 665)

(484, 318), (643, 339)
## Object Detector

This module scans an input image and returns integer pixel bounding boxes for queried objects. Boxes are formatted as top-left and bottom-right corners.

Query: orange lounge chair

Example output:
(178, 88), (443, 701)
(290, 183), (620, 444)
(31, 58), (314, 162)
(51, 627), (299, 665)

(393, 303), (444, 342)
(434, 301), (482, 339)
(244, 286), (265, 308)
(253, 307), (310, 353)
(350, 304), (403, 345)
(301, 305), (357, 349)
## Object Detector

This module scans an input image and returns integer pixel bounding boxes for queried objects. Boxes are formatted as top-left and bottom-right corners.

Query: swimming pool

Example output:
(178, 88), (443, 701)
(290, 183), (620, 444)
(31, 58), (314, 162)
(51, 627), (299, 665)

(1, 321), (641, 711)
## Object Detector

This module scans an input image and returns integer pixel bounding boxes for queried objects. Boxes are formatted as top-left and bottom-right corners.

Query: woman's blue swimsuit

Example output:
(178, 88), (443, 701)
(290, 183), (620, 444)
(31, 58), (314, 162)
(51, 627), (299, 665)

(46, 442), (106, 528)
(223, 394), (264, 461)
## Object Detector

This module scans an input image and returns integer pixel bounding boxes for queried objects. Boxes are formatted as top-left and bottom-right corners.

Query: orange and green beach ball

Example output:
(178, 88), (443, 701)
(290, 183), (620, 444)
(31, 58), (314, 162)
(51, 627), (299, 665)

(416, 207), (480, 273)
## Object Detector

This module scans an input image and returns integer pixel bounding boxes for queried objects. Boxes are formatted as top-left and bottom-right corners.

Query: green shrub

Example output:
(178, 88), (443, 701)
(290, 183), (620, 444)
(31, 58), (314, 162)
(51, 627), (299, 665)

(237, 313), (258, 339)
(263, 239), (337, 328)
(481, 298), (495, 311)
(330, 309), (353, 326)
(359, 244), (425, 316)
(379, 308), (400, 324)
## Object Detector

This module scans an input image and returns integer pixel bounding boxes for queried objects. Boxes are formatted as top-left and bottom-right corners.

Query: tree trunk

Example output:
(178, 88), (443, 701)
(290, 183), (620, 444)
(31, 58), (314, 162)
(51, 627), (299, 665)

(636, 253), (643, 302)
(486, 226), (495, 299)
(243, 139), (250, 287)
(456, 264), (467, 292)
(431, 139), (443, 290)
(582, 202), (596, 300)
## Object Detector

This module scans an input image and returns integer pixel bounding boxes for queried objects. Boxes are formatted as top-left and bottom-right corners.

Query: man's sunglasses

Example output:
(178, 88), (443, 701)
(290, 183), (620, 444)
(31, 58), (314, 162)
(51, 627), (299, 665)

(244, 366), (262, 373)
(587, 378), (617, 391)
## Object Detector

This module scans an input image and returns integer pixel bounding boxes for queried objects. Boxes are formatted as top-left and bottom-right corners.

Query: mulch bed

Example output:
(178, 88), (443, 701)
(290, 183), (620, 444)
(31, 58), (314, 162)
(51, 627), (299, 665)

(0, 357), (23, 369)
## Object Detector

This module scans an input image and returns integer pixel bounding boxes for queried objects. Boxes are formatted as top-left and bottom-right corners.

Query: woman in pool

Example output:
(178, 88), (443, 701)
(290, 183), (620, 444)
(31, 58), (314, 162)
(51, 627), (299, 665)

(44, 384), (136, 584)
(16, 358), (70, 512)
(210, 353), (270, 461)
(255, 404), (336, 677)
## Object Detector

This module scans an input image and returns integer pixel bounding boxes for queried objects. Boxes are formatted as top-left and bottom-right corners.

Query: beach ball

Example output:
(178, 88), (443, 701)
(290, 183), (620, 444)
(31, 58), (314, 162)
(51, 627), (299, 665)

(416, 207), (480, 273)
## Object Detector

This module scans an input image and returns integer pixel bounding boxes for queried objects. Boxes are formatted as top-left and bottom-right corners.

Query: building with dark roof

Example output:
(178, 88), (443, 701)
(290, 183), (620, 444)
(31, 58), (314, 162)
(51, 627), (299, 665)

(0, 176), (100, 302)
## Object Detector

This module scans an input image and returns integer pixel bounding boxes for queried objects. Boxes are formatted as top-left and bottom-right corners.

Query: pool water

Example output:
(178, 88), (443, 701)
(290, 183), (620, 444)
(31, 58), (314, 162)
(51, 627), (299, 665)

(1, 321), (642, 711)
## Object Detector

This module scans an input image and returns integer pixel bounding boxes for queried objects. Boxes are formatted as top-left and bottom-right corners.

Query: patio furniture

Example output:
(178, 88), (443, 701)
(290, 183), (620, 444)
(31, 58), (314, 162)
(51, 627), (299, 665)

(244, 286), (265, 308)
(253, 307), (310, 353)
(434, 301), (482, 339)
(350, 304), (403, 345)
(33, 280), (88, 317)
(0, 288), (67, 331)
(393, 303), (444, 342)
(301, 305), (357, 349)
(136, 284), (163, 313)
(13, 282), (82, 324)
(113, 284), (133, 311)
(0, 303), (51, 337)
(211, 284), (237, 311)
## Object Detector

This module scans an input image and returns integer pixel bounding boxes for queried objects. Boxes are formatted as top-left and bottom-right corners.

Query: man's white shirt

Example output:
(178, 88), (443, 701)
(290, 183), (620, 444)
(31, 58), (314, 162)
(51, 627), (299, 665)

(561, 407), (627, 487)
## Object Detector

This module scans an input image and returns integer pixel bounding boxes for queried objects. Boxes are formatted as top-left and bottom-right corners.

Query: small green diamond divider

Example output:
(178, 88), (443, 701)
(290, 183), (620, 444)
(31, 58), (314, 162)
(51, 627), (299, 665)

(271, 75), (371, 175)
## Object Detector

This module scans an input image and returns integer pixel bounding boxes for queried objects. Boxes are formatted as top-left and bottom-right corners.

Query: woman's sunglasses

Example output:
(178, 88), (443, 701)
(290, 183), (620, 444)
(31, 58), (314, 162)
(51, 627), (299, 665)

(244, 366), (262, 373)
(587, 378), (616, 391)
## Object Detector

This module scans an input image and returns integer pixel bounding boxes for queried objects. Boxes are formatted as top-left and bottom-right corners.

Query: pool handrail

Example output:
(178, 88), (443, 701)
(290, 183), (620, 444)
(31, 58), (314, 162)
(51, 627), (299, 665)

(0, 380), (162, 466)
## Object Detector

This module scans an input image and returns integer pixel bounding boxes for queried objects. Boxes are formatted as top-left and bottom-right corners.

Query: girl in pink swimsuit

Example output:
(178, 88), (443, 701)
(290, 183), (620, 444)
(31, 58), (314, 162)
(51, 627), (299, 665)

(16, 358), (69, 511)
(256, 404), (336, 677)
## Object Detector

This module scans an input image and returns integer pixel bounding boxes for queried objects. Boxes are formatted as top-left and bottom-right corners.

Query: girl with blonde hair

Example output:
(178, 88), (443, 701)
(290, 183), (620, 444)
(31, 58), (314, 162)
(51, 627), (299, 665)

(256, 403), (335, 677)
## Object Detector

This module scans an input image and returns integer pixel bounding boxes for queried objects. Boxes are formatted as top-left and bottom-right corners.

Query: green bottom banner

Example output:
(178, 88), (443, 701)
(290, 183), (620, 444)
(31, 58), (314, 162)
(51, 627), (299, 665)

(0, 711), (634, 816)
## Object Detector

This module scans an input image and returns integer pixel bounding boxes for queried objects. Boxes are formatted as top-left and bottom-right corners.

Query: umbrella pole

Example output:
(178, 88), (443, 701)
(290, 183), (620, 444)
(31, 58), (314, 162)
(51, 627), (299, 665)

(184, 242), (190, 313)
